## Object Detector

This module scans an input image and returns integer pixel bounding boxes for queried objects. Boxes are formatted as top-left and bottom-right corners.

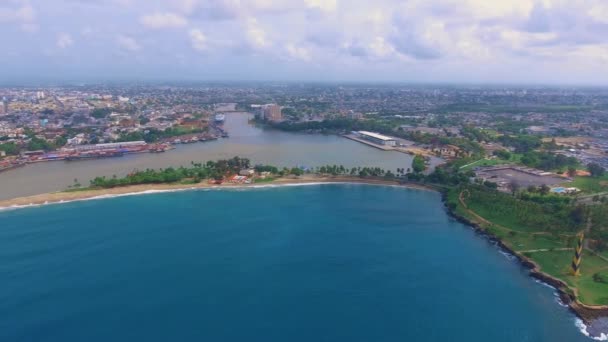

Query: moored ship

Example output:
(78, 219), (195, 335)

(214, 113), (225, 123)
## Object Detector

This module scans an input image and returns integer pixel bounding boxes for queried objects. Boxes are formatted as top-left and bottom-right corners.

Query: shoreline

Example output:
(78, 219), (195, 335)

(0, 176), (434, 209)
(1, 175), (606, 335)
(441, 192), (608, 334)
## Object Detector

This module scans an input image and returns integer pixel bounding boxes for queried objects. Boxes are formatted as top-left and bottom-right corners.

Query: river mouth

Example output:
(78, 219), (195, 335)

(0, 184), (592, 341)
(0, 113), (420, 200)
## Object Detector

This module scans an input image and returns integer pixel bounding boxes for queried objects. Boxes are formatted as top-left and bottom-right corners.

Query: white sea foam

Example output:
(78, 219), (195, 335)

(534, 278), (557, 291)
(498, 249), (516, 261)
(576, 318), (608, 341)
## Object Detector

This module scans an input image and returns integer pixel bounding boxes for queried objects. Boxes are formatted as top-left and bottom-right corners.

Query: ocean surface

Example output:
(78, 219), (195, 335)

(0, 184), (592, 341)
(0, 113), (442, 200)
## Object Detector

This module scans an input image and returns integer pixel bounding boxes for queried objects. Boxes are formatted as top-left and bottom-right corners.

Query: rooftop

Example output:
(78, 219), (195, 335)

(358, 131), (394, 141)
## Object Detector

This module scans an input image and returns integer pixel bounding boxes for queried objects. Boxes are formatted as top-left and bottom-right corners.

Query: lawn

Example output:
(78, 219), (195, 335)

(460, 154), (522, 171)
(565, 175), (608, 194)
(451, 187), (608, 305)
(505, 232), (569, 252)
(524, 250), (608, 305)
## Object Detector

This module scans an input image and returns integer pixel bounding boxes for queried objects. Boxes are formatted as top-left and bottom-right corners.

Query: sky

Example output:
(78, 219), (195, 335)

(2, 0), (608, 84)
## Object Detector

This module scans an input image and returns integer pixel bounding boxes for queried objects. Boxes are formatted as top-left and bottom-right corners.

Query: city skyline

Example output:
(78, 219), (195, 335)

(2, 0), (608, 85)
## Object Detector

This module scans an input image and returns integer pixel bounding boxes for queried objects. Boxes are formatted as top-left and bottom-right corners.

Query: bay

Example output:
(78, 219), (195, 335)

(0, 184), (590, 341)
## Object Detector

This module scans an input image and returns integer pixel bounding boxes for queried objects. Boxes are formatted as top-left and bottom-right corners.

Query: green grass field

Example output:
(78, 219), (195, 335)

(460, 154), (522, 171)
(451, 187), (608, 306)
(565, 175), (608, 194)
(506, 233), (569, 252)
(530, 250), (608, 305)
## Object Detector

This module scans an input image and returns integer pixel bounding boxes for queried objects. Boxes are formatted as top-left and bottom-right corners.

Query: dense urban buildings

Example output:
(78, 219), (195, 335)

(1, 83), (608, 175)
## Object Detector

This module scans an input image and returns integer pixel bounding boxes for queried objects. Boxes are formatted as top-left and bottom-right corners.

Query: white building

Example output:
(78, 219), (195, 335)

(356, 131), (397, 146)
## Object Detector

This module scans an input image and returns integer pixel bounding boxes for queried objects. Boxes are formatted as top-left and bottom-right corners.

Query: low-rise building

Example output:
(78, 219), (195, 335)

(356, 131), (397, 146)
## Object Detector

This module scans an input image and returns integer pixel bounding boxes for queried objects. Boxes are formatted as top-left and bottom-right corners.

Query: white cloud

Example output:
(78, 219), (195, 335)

(0, 3), (36, 31)
(116, 34), (141, 52)
(56, 33), (73, 48)
(174, 0), (199, 14)
(305, 0), (338, 12)
(140, 12), (188, 29)
(3, 0), (608, 83)
(245, 18), (270, 49)
(286, 43), (311, 61)
(189, 29), (207, 51)
(368, 37), (395, 58)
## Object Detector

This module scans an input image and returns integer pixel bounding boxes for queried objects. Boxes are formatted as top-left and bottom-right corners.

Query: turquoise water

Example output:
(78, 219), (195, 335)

(0, 184), (591, 341)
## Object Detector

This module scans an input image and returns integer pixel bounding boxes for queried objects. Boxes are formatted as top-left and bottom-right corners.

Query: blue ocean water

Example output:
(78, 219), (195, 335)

(0, 184), (592, 341)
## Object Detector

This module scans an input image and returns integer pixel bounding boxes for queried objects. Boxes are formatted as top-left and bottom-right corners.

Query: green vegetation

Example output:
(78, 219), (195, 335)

(589, 163), (606, 177)
(498, 134), (542, 153)
(268, 118), (393, 135)
(27, 137), (55, 151)
(460, 153), (523, 171)
(267, 118), (484, 155)
(520, 151), (578, 171)
(91, 108), (112, 119)
(412, 155), (426, 173)
(447, 182), (608, 306)
(0, 142), (19, 156)
(531, 251), (608, 305)
(436, 103), (595, 114)
(462, 186), (581, 233)
(567, 175), (608, 193)
(89, 157), (252, 188)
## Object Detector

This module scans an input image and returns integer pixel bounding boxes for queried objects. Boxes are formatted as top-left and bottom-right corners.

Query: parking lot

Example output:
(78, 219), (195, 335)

(476, 166), (566, 189)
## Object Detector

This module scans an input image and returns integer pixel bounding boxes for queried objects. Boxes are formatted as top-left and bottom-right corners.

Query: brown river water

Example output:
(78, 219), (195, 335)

(0, 113), (435, 200)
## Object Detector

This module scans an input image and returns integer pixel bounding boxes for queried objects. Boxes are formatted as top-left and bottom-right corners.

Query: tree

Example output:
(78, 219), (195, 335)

(570, 205), (587, 226)
(54, 136), (67, 148)
(290, 167), (304, 176)
(588, 163), (606, 177)
(567, 166), (577, 177)
(539, 184), (550, 196)
(484, 181), (498, 189)
(0, 142), (19, 155)
(27, 137), (54, 151)
(412, 155), (426, 173)
(91, 108), (112, 119)
(508, 181), (520, 196)
(494, 149), (511, 160)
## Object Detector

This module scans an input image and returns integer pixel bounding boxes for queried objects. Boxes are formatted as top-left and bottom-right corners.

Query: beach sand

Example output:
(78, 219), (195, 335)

(0, 176), (432, 209)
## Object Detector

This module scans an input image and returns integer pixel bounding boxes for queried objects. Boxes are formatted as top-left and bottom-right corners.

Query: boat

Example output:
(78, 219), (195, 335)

(214, 114), (225, 123)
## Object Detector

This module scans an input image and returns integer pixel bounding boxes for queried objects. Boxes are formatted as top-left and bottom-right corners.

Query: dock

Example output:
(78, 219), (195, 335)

(343, 134), (434, 157)
(343, 134), (395, 151)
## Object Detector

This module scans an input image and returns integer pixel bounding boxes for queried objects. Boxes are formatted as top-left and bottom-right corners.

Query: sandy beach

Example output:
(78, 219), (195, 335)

(0, 175), (434, 209)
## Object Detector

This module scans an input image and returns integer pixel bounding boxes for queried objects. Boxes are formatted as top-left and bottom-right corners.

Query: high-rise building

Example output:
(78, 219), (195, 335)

(262, 104), (282, 121)
(1, 97), (8, 114)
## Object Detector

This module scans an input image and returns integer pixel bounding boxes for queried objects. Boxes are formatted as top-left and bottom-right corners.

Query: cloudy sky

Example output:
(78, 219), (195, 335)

(2, 0), (608, 84)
